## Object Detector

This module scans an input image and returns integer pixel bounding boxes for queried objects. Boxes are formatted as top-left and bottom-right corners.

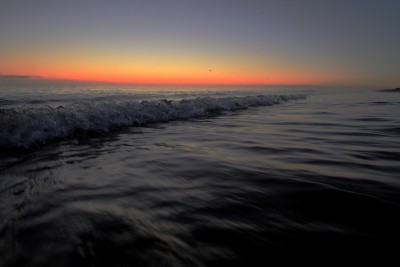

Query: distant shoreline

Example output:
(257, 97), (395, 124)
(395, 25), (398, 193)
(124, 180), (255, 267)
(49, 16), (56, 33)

(379, 87), (400, 92)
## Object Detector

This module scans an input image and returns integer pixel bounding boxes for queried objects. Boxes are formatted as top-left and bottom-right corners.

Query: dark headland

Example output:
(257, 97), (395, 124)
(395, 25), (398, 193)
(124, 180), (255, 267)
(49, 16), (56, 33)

(379, 87), (400, 92)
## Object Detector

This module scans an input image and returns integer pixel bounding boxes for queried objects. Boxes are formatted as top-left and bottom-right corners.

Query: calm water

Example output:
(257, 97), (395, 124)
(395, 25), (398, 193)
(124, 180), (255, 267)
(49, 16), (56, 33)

(1, 83), (400, 266)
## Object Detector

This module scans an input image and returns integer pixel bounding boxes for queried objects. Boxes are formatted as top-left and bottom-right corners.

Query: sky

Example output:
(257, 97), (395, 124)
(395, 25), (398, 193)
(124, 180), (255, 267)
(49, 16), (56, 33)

(0, 0), (399, 87)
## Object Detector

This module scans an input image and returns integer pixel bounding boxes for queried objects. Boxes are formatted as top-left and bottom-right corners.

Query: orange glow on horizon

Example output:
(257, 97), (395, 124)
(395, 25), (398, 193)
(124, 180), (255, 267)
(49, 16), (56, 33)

(1, 66), (354, 86)
(2, 71), (342, 85)
(0, 45), (358, 86)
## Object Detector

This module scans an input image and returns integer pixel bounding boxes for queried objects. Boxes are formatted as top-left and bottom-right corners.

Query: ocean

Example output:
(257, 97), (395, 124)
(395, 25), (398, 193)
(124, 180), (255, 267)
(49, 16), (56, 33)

(1, 83), (399, 266)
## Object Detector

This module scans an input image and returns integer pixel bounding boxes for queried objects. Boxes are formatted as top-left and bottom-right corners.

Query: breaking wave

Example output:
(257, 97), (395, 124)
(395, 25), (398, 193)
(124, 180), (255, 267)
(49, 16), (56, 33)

(0, 94), (305, 148)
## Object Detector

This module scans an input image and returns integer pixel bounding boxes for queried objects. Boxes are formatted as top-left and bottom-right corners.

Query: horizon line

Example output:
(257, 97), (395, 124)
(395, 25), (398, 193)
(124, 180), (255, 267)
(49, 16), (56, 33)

(0, 74), (395, 89)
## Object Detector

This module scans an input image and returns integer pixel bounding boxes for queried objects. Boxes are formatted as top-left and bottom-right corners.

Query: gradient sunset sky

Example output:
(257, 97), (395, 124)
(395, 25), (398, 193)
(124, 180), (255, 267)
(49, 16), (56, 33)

(1, 0), (399, 87)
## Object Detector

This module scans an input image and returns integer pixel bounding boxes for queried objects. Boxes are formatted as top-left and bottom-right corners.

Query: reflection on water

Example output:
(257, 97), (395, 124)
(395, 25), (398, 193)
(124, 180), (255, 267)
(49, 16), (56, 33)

(1, 88), (400, 266)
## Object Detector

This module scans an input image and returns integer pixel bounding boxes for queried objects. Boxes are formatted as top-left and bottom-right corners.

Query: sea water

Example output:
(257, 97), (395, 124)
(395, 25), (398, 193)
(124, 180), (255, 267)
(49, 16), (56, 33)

(1, 83), (399, 266)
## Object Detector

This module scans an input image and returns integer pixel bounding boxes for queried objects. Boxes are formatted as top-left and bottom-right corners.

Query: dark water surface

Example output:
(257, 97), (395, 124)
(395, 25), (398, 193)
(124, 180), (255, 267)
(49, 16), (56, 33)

(1, 86), (400, 266)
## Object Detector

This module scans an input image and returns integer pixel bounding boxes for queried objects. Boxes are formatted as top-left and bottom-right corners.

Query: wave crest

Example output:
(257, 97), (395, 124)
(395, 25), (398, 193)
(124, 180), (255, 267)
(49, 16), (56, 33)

(0, 95), (305, 148)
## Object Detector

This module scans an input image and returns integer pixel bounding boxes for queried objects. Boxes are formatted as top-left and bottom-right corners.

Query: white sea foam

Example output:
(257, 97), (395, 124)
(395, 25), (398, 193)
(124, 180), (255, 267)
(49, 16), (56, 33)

(0, 95), (305, 148)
